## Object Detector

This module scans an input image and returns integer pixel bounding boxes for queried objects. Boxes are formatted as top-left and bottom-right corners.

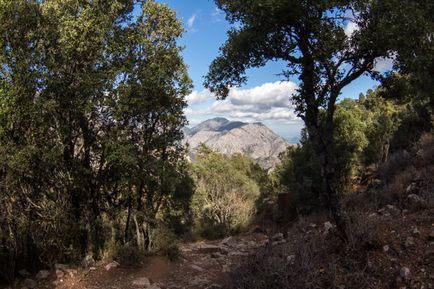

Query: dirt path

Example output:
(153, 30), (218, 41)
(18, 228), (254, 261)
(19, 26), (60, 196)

(28, 233), (269, 289)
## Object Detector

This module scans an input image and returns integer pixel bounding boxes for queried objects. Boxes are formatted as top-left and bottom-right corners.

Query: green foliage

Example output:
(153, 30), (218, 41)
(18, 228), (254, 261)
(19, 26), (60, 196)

(191, 145), (261, 239)
(0, 0), (192, 280)
(272, 87), (419, 216)
(273, 130), (324, 216)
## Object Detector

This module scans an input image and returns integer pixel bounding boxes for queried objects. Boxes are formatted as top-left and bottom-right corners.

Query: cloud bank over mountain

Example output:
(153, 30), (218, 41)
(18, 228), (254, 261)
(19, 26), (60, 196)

(184, 81), (301, 127)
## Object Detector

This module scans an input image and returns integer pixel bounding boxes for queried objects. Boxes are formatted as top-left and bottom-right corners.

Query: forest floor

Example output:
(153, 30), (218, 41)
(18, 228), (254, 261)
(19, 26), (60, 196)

(7, 207), (434, 289)
(25, 233), (269, 289)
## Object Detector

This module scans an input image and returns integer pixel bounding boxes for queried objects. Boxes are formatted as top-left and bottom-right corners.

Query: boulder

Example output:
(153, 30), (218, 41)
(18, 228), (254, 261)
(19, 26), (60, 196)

(132, 277), (151, 287)
(35, 270), (50, 280)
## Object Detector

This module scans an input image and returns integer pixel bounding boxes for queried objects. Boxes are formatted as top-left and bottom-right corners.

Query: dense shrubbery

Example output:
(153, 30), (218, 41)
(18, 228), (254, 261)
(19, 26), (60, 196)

(191, 145), (266, 239)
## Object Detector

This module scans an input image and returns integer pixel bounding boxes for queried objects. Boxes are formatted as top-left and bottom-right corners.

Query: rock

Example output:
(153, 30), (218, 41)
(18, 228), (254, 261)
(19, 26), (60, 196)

(23, 279), (37, 289)
(190, 265), (204, 272)
(18, 269), (31, 278)
(81, 254), (95, 268)
(272, 240), (286, 246)
(286, 255), (295, 264)
(406, 194), (425, 210)
(309, 223), (317, 228)
(65, 269), (77, 277)
(132, 277), (151, 287)
(55, 269), (64, 278)
(54, 263), (68, 271)
(400, 267), (411, 280)
(211, 252), (223, 258)
(405, 237), (415, 248)
(411, 227), (421, 236)
(35, 270), (50, 280)
(378, 205), (400, 216)
(228, 251), (248, 256)
(386, 205), (400, 215)
(220, 236), (234, 247)
(189, 276), (207, 286)
(198, 244), (228, 254)
(368, 213), (378, 218)
(148, 284), (161, 289)
(323, 221), (334, 234)
(383, 245), (390, 252)
(271, 233), (284, 242)
(206, 284), (223, 289)
(105, 261), (120, 271)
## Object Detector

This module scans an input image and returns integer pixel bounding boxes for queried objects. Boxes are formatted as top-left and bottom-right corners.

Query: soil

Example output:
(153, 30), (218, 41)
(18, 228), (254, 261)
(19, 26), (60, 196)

(14, 234), (268, 289)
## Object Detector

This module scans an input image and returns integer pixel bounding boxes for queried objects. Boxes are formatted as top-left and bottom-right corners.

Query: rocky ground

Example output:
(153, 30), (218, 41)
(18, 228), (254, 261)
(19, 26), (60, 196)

(10, 233), (270, 289)
(6, 206), (433, 289)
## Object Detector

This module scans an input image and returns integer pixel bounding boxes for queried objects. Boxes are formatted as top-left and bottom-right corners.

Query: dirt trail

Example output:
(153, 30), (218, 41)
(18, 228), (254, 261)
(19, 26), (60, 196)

(31, 233), (269, 289)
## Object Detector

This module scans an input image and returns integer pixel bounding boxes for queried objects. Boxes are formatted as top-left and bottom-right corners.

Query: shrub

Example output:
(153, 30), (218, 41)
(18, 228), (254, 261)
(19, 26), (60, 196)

(191, 146), (260, 238)
(104, 242), (143, 266)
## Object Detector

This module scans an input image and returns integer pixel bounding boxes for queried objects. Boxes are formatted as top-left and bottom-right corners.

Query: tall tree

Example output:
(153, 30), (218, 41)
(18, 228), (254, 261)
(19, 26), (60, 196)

(0, 0), (191, 278)
(205, 0), (397, 235)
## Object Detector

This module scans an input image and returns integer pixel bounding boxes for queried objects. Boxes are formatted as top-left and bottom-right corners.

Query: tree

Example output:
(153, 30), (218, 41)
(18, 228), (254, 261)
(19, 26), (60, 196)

(0, 0), (191, 278)
(204, 0), (395, 235)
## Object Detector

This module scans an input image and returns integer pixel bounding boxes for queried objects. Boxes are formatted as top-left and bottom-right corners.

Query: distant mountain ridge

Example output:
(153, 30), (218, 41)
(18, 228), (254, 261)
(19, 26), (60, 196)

(184, 118), (289, 169)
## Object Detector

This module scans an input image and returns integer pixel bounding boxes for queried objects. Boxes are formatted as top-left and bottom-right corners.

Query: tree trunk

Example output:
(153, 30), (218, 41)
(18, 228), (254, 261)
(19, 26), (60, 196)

(133, 214), (144, 252)
(306, 122), (348, 239)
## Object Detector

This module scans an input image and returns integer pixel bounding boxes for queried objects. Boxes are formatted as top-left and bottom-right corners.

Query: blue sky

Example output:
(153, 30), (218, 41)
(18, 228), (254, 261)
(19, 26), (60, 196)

(154, 0), (389, 142)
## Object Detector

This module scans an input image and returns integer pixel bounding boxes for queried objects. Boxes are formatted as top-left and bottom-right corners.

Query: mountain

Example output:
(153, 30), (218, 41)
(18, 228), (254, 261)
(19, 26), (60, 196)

(184, 118), (289, 169)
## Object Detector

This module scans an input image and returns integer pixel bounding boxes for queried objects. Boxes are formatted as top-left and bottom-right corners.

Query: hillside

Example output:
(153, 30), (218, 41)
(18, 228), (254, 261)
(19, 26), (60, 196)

(184, 118), (289, 169)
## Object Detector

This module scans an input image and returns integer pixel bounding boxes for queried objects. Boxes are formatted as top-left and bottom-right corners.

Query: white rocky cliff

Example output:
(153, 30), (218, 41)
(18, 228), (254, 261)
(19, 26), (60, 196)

(184, 118), (289, 169)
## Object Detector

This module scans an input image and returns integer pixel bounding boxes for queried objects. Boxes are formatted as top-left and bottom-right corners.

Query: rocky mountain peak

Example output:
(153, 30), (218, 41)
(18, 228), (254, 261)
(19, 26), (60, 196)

(184, 118), (289, 169)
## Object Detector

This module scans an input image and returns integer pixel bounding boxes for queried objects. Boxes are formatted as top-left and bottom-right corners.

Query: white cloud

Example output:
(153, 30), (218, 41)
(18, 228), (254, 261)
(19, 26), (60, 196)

(185, 89), (212, 105)
(185, 81), (301, 124)
(373, 56), (395, 72)
(211, 7), (223, 22)
(187, 13), (197, 28)
(229, 81), (297, 109)
(344, 21), (359, 37)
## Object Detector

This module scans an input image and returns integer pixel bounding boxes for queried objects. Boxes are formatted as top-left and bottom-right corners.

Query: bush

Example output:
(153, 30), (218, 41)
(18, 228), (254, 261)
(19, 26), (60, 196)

(104, 242), (143, 265)
(223, 213), (382, 289)
(150, 226), (180, 260)
(191, 146), (260, 238)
